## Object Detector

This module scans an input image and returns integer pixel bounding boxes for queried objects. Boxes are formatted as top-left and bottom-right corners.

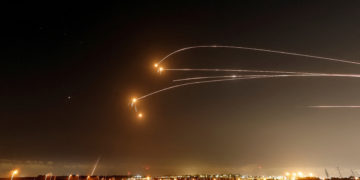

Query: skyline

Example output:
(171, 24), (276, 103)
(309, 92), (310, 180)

(0, 165), (355, 178)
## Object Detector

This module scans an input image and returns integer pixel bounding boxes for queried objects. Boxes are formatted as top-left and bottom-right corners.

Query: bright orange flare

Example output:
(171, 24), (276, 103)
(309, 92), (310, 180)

(12, 170), (18, 175)
(132, 98), (137, 103)
(154, 63), (158, 68)
(11, 170), (19, 180)
(138, 113), (143, 118)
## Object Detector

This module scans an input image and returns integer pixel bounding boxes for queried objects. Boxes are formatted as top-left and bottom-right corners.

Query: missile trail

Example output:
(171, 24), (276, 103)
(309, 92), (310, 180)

(131, 45), (360, 117)
(173, 74), (294, 82)
(157, 45), (360, 65)
(309, 106), (360, 108)
(138, 73), (360, 100)
(173, 73), (360, 82)
(90, 156), (101, 176)
(172, 74), (290, 82)
(138, 75), (308, 100)
(173, 75), (247, 82)
(164, 68), (311, 74)
(137, 77), (260, 100)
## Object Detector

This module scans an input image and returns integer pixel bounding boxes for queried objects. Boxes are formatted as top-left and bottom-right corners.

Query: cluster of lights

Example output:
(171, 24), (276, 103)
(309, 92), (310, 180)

(131, 97), (143, 119)
(129, 62), (165, 118)
(285, 172), (313, 178)
(154, 63), (164, 73)
(122, 174), (334, 180)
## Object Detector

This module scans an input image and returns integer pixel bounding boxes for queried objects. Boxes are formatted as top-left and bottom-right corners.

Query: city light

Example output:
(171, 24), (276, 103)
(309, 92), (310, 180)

(132, 98), (137, 103)
(45, 173), (54, 180)
(159, 67), (163, 72)
(138, 113), (143, 118)
(7, 174), (356, 180)
(154, 63), (158, 68)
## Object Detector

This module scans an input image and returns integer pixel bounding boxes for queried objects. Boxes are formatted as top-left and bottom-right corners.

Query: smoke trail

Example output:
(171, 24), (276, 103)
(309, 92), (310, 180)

(157, 45), (360, 65)
(91, 156), (101, 176)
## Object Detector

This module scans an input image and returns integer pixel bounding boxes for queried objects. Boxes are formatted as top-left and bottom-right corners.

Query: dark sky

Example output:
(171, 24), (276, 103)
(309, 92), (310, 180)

(2, 1), (360, 177)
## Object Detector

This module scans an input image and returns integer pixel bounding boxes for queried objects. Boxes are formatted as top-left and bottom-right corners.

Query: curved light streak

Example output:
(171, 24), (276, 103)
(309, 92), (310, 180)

(157, 45), (360, 65)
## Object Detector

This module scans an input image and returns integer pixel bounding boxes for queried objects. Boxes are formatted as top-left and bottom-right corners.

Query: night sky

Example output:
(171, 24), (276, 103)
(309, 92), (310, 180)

(3, 1), (360, 177)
